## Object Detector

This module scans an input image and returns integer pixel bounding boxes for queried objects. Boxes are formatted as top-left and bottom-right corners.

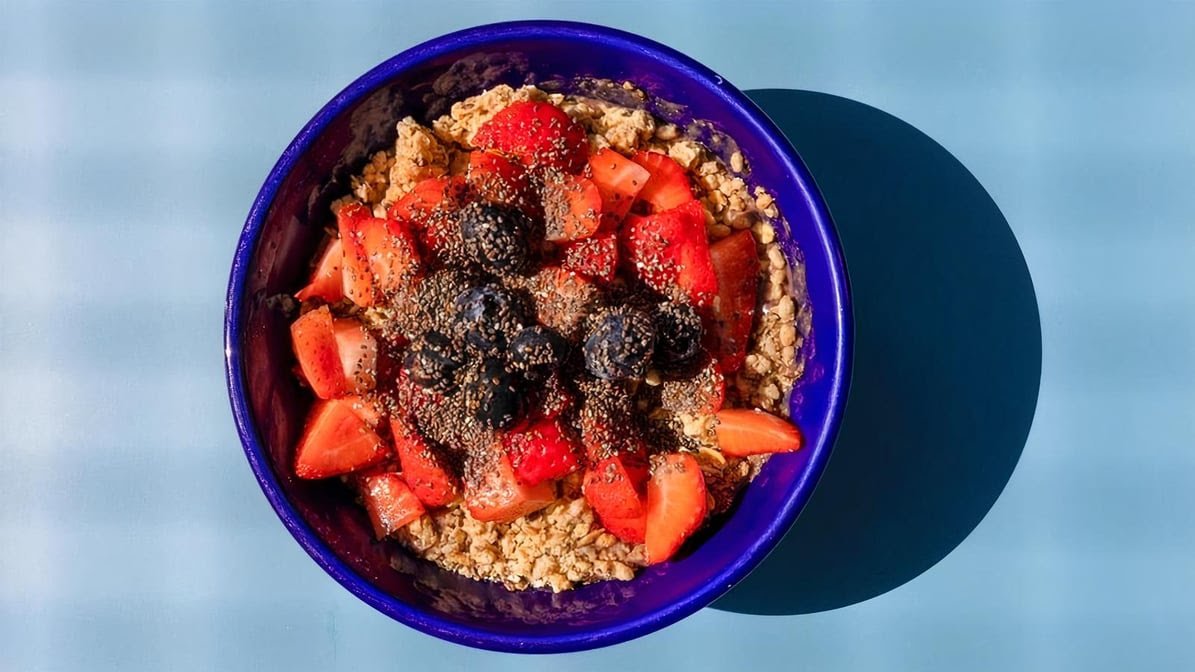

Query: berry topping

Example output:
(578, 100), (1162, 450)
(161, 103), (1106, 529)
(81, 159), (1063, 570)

(472, 101), (588, 174)
(463, 357), (525, 430)
(653, 301), (704, 369)
(452, 284), (525, 351)
(458, 201), (533, 274)
(509, 325), (566, 381)
(404, 330), (466, 393)
(583, 307), (657, 381)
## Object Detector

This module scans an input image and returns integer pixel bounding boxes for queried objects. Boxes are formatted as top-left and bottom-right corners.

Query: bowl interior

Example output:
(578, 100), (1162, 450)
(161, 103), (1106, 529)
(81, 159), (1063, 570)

(229, 23), (848, 651)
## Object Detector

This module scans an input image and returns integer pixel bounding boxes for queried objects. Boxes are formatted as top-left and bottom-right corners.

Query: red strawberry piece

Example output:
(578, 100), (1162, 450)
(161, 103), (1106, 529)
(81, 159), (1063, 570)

(588, 148), (650, 226)
(535, 373), (575, 421)
(337, 204), (423, 306)
(466, 150), (534, 211)
(522, 266), (602, 340)
(597, 510), (647, 545)
(295, 238), (344, 303)
(631, 150), (696, 213)
(389, 418), (460, 508)
(713, 408), (803, 457)
(465, 452), (557, 523)
(659, 356), (726, 416)
(386, 176), (466, 224)
(583, 452), (650, 520)
(622, 200), (718, 308)
(502, 418), (582, 486)
(706, 229), (760, 373)
(294, 398), (388, 479)
(644, 453), (708, 564)
(341, 394), (384, 428)
(561, 231), (618, 282)
(290, 305), (345, 399)
(473, 101), (588, 173)
(331, 318), (377, 394)
(543, 173), (602, 241)
(358, 472), (425, 539)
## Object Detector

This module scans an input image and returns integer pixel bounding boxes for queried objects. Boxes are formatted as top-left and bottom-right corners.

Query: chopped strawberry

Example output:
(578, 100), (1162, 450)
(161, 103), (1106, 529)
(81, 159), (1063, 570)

(294, 398), (388, 479)
(631, 150), (696, 213)
(389, 418), (460, 508)
(707, 230), (760, 373)
(502, 418), (582, 486)
(338, 204), (423, 306)
(521, 266), (601, 340)
(465, 452), (557, 523)
(386, 176), (466, 225)
(713, 409), (803, 457)
(295, 238), (344, 303)
(535, 373), (575, 420)
(659, 357), (726, 416)
(543, 173), (602, 241)
(622, 200), (718, 308)
(473, 101), (588, 173)
(466, 150), (533, 210)
(588, 148), (650, 226)
(341, 394), (384, 428)
(561, 231), (618, 282)
(290, 305), (345, 399)
(597, 511), (647, 545)
(358, 472), (425, 539)
(644, 453), (708, 565)
(583, 452), (650, 520)
(331, 318), (377, 393)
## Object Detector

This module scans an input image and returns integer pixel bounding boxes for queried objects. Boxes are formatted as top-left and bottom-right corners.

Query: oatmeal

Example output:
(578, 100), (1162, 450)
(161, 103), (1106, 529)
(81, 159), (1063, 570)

(288, 83), (808, 592)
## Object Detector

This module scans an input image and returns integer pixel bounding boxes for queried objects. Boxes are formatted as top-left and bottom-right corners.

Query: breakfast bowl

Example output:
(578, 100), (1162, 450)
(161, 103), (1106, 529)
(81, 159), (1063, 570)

(224, 20), (851, 653)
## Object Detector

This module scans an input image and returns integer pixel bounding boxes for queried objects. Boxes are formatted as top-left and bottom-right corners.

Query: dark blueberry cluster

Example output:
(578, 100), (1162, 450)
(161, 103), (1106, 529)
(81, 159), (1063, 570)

(462, 357), (525, 430)
(652, 301), (704, 370)
(583, 307), (656, 381)
(452, 284), (526, 351)
(458, 202), (532, 274)
(509, 325), (566, 381)
(404, 330), (467, 393)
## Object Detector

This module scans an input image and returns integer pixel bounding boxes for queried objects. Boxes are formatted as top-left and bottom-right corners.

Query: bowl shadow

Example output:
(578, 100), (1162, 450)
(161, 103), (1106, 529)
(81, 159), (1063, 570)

(714, 89), (1041, 615)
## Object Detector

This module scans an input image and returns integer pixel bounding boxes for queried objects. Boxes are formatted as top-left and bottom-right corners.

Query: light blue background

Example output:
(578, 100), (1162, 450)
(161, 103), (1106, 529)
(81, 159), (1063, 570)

(2, 1), (1193, 670)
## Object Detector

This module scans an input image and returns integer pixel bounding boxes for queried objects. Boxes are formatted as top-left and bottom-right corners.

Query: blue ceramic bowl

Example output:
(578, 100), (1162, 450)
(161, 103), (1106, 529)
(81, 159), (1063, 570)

(225, 21), (851, 653)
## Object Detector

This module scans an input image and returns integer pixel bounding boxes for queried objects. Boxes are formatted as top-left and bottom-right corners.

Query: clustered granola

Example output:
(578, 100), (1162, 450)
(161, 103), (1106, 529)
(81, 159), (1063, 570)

(334, 83), (809, 591)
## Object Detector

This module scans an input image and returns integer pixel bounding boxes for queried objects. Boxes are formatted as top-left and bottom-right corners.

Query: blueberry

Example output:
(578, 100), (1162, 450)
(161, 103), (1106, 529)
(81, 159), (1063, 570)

(452, 284), (525, 351)
(463, 358), (525, 430)
(584, 307), (656, 381)
(459, 202), (531, 274)
(404, 330), (467, 392)
(653, 302), (704, 368)
(509, 325), (566, 381)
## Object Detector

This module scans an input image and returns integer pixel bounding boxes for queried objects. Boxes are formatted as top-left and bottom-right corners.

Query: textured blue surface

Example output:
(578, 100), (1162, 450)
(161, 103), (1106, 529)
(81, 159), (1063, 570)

(3, 1), (1195, 670)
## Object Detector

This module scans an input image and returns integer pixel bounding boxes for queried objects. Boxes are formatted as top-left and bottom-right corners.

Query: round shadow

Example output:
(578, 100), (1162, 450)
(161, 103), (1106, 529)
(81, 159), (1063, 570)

(714, 90), (1041, 615)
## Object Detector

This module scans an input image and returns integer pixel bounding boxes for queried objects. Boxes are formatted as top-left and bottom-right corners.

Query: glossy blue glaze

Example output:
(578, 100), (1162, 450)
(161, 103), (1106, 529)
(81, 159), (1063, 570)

(224, 21), (851, 653)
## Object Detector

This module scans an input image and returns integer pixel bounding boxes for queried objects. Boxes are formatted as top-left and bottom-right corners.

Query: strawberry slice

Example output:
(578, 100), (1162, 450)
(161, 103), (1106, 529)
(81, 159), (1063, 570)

(290, 306), (345, 399)
(342, 394), (384, 428)
(466, 150), (533, 210)
(502, 418), (582, 486)
(338, 204), (423, 306)
(583, 452), (650, 520)
(387, 176), (467, 262)
(707, 229), (760, 373)
(522, 266), (602, 340)
(295, 238), (344, 303)
(331, 318), (377, 394)
(588, 148), (650, 226)
(473, 101), (588, 173)
(645, 453), (708, 565)
(358, 472), (425, 539)
(465, 452), (557, 523)
(598, 511), (647, 545)
(389, 418), (460, 508)
(543, 173), (602, 241)
(294, 398), (388, 479)
(713, 409), (803, 457)
(622, 200), (718, 308)
(631, 151), (696, 213)
(562, 231), (618, 282)
(659, 356), (726, 416)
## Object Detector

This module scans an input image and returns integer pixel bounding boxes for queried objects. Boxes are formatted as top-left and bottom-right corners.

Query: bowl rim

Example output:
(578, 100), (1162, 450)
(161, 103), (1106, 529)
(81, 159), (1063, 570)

(224, 19), (853, 654)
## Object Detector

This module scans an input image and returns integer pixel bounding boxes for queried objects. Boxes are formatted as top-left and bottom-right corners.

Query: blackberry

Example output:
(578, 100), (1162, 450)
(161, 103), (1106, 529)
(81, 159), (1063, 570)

(458, 202), (532, 274)
(653, 301), (704, 369)
(404, 330), (467, 393)
(509, 325), (566, 381)
(452, 284), (525, 352)
(583, 307), (656, 381)
(463, 357), (525, 430)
